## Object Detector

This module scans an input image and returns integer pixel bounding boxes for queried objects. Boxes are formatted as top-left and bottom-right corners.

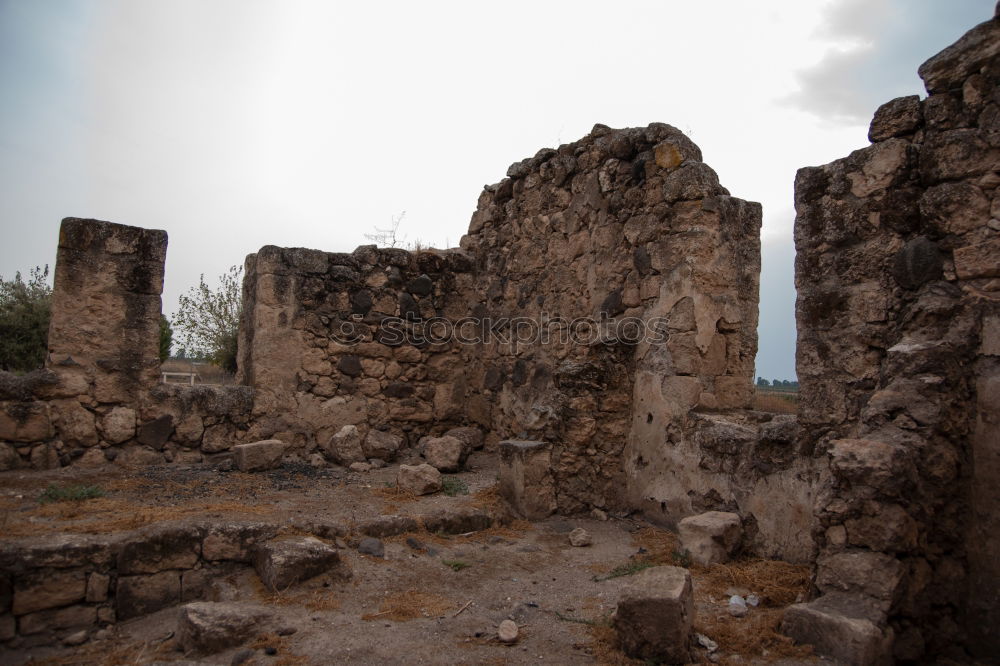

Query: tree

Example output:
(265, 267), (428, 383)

(364, 211), (407, 248)
(159, 314), (173, 362)
(173, 265), (243, 373)
(756, 377), (770, 387)
(0, 266), (52, 373)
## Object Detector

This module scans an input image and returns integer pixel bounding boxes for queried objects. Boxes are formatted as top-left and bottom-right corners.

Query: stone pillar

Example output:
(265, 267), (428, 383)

(47, 218), (167, 404)
(498, 440), (556, 520)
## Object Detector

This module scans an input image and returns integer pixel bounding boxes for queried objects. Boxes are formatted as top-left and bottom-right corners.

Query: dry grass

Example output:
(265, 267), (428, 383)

(471, 483), (503, 513)
(753, 391), (798, 414)
(631, 526), (681, 564)
(371, 484), (420, 504)
(251, 633), (310, 664)
(696, 608), (813, 663)
(27, 635), (175, 665)
(586, 624), (643, 666)
(457, 519), (531, 543)
(361, 589), (455, 622)
(695, 559), (810, 607)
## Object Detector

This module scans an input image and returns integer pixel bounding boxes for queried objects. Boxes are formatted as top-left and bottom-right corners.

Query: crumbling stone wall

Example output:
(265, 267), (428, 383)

(237, 244), (477, 457)
(0, 219), (251, 470)
(459, 124), (763, 516)
(791, 8), (1000, 661)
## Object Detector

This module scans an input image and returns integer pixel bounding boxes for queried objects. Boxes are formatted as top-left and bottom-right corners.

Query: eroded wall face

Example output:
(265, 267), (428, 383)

(238, 244), (477, 453)
(459, 124), (762, 514)
(794, 10), (1000, 660)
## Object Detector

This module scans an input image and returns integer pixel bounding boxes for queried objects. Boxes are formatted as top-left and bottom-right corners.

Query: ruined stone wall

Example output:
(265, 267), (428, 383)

(0, 219), (251, 471)
(792, 9), (1000, 660)
(237, 244), (477, 459)
(459, 124), (764, 516)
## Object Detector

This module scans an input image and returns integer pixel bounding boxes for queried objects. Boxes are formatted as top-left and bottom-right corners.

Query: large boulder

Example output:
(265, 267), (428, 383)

(363, 429), (403, 461)
(781, 593), (892, 665)
(234, 439), (286, 472)
(176, 601), (272, 654)
(251, 536), (342, 591)
(396, 464), (442, 495)
(423, 435), (465, 472)
(322, 425), (366, 465)
(677, 511), (742, 566)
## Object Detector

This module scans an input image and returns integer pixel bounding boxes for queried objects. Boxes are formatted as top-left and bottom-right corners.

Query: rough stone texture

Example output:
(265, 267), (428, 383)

(396, 463), (442, 495)
(251, 536), (341, 591)
(423, 435), (465, 472)
(782, 594), (892, 666)
(176, 602), (272, 655)
(321, 425), (365, 465)
(11, 570), (87, 615)
(233, 439), (285, 472)
(116, 523), (201, 574)
(677, 511), (742, 566)
(498, 440), (557, 520)
(48, 219), (166, 407)
(363, 429), (403, 461)
(116, 571), (181, 620)
(613, 566), (693, 663)
(793, 8), (1000, 661)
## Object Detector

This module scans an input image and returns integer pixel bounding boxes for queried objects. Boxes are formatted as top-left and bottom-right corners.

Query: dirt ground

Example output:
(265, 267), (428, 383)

(0, 450), (823, 666)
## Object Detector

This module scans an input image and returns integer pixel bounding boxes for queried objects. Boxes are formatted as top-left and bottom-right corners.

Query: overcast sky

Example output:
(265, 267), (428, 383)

(0, 0), (993, 380)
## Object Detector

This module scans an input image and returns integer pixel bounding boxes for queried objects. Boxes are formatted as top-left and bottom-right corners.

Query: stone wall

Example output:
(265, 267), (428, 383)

(459, 123), (763, 516)
(0, 219), (251, 470)
(791, 8), (1000, 661)
(236, 244), (477, 460)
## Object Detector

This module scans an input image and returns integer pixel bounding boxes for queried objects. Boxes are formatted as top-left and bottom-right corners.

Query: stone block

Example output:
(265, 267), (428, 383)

(613, 566), (693, 663)
(815, 551), (903, 609)
(868, 95), (922, 142)
(234, 439), (286, 472)
(423, 435), (465, 472)
(176, 602), (272, 655)
(18, 604), (96, 635)
(678, 511), (742, 566)
(251, 536), (341, 592)
(359, 515), (419, 538)
(201, 522), (279, 562)
(955, 239), (1000, 279)
(0, 614), (14, 641)
(781, 593), (892, 666)
(0, 401), (53, 442)
(321, 425), (365, 465)
(137, 414), (174, 449)
(116, 571), (181, 620)
(85, 572), (110, 603)
(99, 406), (135, 444)
(443, 426), (484, 453)
(12, 570), (87, 615)
(116, 523), (201, 574)
(498, 440), (556, 520)
(420, 508), (492, 535)
(363, 429), (403, 460)
(396, 463), (442, 495)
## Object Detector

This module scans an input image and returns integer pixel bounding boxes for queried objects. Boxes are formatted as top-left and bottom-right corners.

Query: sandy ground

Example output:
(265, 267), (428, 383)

(0, 451), (823, 666)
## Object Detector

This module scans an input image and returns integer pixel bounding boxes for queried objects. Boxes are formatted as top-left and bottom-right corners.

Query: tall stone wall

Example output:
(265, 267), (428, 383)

(460, 123), (763, 516)
(238, 244), (476, 456)
(791, 8), (1000, 661)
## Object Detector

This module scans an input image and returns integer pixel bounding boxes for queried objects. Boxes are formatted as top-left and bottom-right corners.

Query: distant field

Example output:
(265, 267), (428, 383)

(753, 388), (798, 414)
(160, 358), (235, 386)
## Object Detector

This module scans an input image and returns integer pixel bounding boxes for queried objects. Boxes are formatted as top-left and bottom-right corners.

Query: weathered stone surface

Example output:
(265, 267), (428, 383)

(12, 570), (87, 615)
(396, 463), (442, 495)
(17, 604), (96, 635)
(869, 95), (922, 142)
(0, 401), (53, 442)
(176, 602), (272, 655)
(569, 527), (593, 547)
(50, 400), (97, 447)
(423, 435), (465, 472)
(251, 536), (341, 591)
(815, 551), (903, 608)
(444, 426), (484, 453)
(99, 406), (136, 444)
(0, 441), (21, 471)
(498, 619), (519, 644)
(782, 594), (892, 666)
(918, 15), (1000, 93)
(678, 511), (742, 566)
(498, 440), (556, 520)
(116, 523), (201, 574)
(892, 236), (942, 289)
(359, 515), (419, 538)
(137, 414), (174, 449)
(114, 445), (163, 467)
(420, 507), (492, 535)
(86, 572), (109, 603)
(116, 571), (181, 620)
(613, 566), (693, 663)
(363, 429), (403, 460)
(202, 522), (279, 562)
(954, 238), (1000, 279)
(357, 537), (385, 558)
(234, 439), (285, 472)
(321, 425), (365, 465)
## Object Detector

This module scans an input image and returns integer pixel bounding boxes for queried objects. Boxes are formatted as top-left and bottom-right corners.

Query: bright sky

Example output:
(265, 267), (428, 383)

(0, 0), (993, 379)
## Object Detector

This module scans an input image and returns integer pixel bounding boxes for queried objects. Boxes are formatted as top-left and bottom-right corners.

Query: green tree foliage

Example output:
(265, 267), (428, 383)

(159, 314), (173, 362)
(0, 266), (52, 373)
(173, 265), (242, 373)
(756, 377), (770, 387)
